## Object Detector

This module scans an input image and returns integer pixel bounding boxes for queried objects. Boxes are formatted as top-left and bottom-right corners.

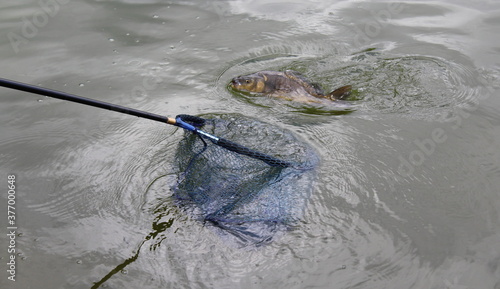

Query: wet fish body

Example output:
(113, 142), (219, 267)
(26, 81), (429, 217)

(230, 70), (351, 103)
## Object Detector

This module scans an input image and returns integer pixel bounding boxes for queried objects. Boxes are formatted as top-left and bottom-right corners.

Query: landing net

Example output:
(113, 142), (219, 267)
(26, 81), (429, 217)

(173, 114), (318, 247)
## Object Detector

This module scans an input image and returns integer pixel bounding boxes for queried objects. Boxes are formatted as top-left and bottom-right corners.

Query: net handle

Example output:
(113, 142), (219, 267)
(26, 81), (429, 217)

(0, 78), (291, 168)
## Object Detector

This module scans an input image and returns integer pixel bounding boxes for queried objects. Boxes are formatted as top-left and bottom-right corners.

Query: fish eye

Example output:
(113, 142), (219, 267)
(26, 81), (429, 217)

(245, 79), (251, 84)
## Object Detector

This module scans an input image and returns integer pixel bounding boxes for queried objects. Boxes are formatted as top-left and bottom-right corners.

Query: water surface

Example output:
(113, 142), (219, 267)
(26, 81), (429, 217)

(1, 1), (500, 288)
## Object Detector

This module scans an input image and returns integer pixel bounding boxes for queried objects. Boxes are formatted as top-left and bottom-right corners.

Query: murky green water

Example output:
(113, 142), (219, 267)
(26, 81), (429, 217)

(1, 1), (500, 288)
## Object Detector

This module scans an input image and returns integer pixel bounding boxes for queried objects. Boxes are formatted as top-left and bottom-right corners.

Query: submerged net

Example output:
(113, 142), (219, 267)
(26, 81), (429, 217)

(173, 114), (318, 247)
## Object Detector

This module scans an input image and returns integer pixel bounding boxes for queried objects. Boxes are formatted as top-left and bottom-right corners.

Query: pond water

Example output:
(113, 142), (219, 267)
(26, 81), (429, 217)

(1, 0), (500, 288)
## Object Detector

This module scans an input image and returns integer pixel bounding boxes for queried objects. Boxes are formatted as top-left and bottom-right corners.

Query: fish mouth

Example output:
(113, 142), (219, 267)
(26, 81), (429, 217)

(230, 78), (246, 90)
(230, 78), (241, 87)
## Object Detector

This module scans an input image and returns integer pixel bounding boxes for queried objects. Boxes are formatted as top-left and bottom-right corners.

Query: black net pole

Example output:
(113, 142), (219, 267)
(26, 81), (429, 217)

(0, 78), (174, 124)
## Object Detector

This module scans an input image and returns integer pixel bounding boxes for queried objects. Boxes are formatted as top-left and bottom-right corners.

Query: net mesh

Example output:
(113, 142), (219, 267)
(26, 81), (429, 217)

(173, 114), (318, 247)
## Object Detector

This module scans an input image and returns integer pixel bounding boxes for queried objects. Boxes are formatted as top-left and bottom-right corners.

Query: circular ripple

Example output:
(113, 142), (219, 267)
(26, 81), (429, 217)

(329, 53), (483, 120)
(215, 42), (484, 120)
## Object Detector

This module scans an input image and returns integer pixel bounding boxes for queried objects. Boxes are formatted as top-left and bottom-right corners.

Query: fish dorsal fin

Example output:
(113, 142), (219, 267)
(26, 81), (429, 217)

(328, 85), (352, 100)
(284, 70), (325, 97)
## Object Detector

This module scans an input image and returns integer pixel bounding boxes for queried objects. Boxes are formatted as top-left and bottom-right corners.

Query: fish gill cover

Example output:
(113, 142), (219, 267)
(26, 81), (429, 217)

(173, 114), (318, 247)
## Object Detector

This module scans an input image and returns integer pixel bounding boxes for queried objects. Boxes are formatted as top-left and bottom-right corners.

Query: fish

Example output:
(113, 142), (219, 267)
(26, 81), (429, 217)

(230, 70), (351, 103)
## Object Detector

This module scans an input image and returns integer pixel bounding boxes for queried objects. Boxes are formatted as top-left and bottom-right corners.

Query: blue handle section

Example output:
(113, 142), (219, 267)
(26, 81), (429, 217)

(175, 116), (197, 132)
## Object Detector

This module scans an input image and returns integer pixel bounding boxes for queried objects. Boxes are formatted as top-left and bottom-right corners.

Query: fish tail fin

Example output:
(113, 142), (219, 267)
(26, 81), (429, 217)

(327, 85), (352, 100)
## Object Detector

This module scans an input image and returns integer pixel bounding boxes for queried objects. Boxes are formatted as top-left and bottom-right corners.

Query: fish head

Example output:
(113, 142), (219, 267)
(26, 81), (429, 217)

(230, 73), (267, 93)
